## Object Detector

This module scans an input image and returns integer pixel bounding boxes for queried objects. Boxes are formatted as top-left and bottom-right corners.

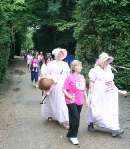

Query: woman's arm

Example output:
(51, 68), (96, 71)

(89, 80), (95, 93)
(63, 89), (73, 100)
(84, 91), (88, 107)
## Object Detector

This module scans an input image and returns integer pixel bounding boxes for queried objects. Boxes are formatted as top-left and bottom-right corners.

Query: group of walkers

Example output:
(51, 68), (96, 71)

(26, 51), (53, 87)
(26, 48), (127, 145)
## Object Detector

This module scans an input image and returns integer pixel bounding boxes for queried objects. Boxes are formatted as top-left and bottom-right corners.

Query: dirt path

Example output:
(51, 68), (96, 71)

(0, 56), (130, 149)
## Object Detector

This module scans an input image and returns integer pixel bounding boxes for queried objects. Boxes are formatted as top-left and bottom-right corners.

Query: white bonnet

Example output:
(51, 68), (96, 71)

(52, 48), (67, 59)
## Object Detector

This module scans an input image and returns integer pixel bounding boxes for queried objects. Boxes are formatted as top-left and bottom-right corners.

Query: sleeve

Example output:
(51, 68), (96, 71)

(63, 76), (70, 91)
(65, 63), (70, 74)
(82, 75), (87, 95)
(88, 68), (97, 82)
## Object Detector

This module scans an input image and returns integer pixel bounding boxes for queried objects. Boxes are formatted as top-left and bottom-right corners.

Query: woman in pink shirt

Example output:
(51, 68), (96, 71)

(31, 54), (39, 87)
(63, 60), (87, 145)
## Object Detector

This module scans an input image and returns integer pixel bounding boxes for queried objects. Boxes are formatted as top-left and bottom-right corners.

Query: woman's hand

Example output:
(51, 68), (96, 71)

(63, 89), (72, 99)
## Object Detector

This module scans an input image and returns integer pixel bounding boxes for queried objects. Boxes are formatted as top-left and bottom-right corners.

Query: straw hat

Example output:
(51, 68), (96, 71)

(52, 48), (67, 60)
(38, 78), (54, 90)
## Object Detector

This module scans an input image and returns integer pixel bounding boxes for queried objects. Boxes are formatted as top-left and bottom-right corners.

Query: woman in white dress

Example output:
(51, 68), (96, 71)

(87, 52), (127, 137)
(41, 48), (70, 129)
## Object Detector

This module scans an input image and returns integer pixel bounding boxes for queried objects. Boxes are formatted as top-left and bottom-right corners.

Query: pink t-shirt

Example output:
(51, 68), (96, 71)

(32, 58), (39, 67)
(64, 73), (86, 105)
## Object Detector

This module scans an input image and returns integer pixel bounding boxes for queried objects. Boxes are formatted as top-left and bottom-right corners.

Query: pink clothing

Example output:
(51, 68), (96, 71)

(64, 73), (86, 105)
(38, 54), (44, 62)
(32, 58), (39, 67)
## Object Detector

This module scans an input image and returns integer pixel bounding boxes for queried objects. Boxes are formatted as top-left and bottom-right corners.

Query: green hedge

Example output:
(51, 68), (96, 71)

(0, 45), (10, 82)
(74, 0), (130, 90)
(0, 12), (10, 82)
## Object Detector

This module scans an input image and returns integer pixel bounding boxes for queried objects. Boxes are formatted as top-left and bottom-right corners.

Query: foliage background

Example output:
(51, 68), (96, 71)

(0, 0), (130, 90)
(74, 0), (130, 90)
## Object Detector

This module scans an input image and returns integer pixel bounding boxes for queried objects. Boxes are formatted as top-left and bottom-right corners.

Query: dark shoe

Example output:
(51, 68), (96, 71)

(112, 129), (124, 137)
(88, 123), (95, 132)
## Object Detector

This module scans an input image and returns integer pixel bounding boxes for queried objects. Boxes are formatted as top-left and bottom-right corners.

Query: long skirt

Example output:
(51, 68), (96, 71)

(41, 81), (69, 124)
(88, 88), (120, 131)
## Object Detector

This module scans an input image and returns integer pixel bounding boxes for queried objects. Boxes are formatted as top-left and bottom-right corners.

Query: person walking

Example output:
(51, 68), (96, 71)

(87, 52), (127, 137)
(41, 48), (70, 129)
(38, 52), (44, 69)
(63, 60), (87, 145)
(30, 54), (39, 87)
(26, 52), (33, 71)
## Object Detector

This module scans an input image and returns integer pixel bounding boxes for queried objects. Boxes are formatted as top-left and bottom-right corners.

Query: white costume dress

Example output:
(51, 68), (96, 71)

(40, 63), (47, 75)
(88, 65), (120, 130)
(41, 60), (70, 124)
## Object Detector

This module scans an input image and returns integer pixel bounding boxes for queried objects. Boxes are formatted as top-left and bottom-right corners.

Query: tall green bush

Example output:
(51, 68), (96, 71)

(0, 0), (26, 81)
(0, 11), (11, 81)
(0, 45), (10, 82)
(74, 0), (130, 90)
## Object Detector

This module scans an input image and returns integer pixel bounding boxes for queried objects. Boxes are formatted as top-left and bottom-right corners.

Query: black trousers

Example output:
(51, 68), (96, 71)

(67, 104), (82, 138)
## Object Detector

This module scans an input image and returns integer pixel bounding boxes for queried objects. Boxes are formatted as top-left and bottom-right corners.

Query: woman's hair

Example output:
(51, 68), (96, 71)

(70, 60), (82, 73)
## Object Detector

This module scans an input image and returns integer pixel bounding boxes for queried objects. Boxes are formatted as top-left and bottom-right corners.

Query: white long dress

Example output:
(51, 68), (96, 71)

(41, 60), (70, 124)
(40, 63), (47, 75)
(88, 65), (120, 130)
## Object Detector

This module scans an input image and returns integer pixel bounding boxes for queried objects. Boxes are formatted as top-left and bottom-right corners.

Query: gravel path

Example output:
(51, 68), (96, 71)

(0, 56), (130, 149)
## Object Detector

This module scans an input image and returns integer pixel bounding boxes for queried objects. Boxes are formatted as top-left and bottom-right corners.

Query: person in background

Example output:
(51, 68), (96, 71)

(38, 52), (44, 69)
(35, 51), (39, 57)
(30, 54), (39, 87)
(87, 52), (127, 137)
(64, 53), (75, 66)
(40, 55), (53, 97)
(26, 52), (33, 71)
(63, 60), (87, 145)
(40, 54), (53, 75)
(41, 48), (70, 129)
